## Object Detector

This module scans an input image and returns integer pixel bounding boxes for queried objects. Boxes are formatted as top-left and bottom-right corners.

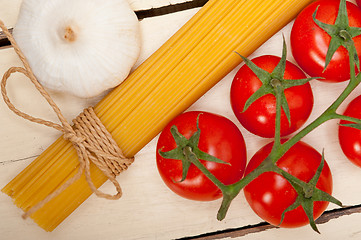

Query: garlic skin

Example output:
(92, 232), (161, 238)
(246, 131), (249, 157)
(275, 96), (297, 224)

(13, 0), (141, 98)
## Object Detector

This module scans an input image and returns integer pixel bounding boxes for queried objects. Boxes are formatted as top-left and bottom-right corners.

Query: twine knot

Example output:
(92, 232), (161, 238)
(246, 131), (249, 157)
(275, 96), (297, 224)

(0, 20), (134, 219)
(63, 131), (86, 144)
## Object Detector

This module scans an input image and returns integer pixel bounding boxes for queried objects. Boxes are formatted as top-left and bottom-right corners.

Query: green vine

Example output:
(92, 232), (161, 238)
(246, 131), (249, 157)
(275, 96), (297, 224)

(159, 0), (361, 233)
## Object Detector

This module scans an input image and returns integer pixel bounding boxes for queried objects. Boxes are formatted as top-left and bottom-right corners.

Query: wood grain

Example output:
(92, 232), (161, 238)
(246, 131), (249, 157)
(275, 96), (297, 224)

(0, 0), (208, 48)
(2, 0), (361, 239)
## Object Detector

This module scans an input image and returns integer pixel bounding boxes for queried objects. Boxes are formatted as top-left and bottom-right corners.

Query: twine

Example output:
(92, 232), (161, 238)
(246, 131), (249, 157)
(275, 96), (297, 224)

(0, 20), (134, 219)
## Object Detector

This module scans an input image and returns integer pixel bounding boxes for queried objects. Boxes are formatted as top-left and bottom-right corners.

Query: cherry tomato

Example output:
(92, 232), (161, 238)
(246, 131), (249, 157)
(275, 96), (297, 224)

(244, 141), (333, 228)
(230, 55), (314, 138)
(156, 111), (247, 201)
(357, 0), (361, 8)
(291, 0), (361, 82)
(339, 95), (361, 167)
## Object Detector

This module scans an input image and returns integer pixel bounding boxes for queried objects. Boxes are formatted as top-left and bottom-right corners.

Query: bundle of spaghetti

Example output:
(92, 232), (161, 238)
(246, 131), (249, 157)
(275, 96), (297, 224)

(2, 0), (314, 232)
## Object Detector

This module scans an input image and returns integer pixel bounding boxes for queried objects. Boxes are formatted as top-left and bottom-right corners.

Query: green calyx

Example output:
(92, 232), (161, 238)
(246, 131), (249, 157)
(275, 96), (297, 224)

(335, 114), (361, 130)
(236, 36), (318, 125)
(158, 114), (229, 182)
(276, 151), (343, 233)
(313, 0), (361, 72)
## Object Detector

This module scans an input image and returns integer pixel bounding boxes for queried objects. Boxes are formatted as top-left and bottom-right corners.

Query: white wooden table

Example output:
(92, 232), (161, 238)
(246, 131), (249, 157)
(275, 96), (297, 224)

(1, 0), (361, 239)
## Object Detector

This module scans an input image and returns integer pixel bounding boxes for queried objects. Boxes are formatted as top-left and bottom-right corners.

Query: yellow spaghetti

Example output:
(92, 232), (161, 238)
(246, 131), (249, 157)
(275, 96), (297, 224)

(2, 0), (314, 232)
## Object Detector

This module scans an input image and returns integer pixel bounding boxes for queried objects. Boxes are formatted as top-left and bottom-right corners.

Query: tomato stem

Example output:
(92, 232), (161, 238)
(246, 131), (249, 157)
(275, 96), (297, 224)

(339, 29), (352, 42)
(182, 146), (226, 190)
(217, 157), (278, 220)
(333, 113), (361, 124)
(276, 47), (361, 160)
(219, 44), (360, 230)
(271, 82), (284, 160)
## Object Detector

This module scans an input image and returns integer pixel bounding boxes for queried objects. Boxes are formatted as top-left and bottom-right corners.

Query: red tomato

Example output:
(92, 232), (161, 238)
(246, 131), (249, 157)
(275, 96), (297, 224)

(291, 0), (361, 82)
(230, 55), (314, 138)
(244, 141), (333, 228)
(357, 0), (361, 8)
(156, 111), (247, 201)
(339, 95), (361, 167)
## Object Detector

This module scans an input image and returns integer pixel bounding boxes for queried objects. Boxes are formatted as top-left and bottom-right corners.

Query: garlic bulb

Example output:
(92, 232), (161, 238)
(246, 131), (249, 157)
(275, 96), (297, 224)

(13, 0), (141, 98)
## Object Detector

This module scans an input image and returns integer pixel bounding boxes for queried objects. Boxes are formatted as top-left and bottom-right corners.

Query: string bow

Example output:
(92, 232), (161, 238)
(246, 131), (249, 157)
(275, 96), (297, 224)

(0, 20), (134, 219)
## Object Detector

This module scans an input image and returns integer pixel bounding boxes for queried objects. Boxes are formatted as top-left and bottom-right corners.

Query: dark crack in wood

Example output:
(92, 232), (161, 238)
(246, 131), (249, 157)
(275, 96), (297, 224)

(0, 27), (11, 48)
(179, 205), (361, 239)
(0, 0), (209, 48)
(136, 0), (208, 19)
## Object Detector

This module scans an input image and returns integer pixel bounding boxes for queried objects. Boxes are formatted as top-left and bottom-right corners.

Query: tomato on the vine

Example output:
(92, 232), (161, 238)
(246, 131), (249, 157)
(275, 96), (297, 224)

(243, 141), (333, 228)
(156, 111), (247, 201)
(230, 55), (313, 138)
(291, 0), (361, 82)
(339, 95), (361, 168)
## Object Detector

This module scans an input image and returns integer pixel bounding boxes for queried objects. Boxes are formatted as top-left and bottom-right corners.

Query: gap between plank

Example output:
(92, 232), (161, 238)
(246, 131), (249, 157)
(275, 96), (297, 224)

(0, 155), (39, 165)
(0, 0), (209, 48)
(179, 205), (361, 240)
(136, 0), (208, 19)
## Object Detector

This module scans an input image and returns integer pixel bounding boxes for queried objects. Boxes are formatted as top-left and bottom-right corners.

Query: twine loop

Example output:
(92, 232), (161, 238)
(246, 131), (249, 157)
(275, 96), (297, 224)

(0, 20), (134, 218)
(63, 131), (86, 144)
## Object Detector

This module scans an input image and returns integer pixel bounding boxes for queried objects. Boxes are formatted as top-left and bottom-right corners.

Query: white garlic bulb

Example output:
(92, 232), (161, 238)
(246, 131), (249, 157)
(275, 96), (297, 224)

(13, 0), (141, 98)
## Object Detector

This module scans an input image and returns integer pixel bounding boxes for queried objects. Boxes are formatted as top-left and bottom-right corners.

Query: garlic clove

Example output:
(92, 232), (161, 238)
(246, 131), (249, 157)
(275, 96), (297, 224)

(13, 0), (141, 98)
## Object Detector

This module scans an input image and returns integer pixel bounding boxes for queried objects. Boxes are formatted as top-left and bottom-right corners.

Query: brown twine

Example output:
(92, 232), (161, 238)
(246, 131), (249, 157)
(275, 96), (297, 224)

(0, 20), (134, 219)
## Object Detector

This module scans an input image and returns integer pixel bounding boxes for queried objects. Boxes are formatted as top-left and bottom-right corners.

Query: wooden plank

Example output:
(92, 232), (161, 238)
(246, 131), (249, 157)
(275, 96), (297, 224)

(182, 205), (361, 239)
(2, 0), (361, 239)
(0, 0), (207, 48)
(0, 0), (206, 28)
(0, 0), (22, 27)
(0, 0), (201, 24)
(230, 212), (361, 240)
